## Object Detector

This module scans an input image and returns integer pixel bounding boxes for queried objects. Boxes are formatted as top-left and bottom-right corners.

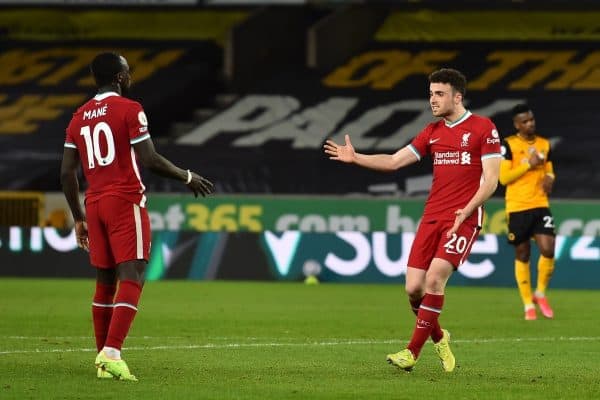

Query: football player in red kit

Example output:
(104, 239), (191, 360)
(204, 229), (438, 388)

(324, 68), (502, 372)
(61, 52), (213, 381)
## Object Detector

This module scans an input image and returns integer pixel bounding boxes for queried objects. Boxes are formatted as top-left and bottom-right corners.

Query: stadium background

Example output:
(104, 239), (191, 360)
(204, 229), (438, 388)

(1, 0), (599, 288)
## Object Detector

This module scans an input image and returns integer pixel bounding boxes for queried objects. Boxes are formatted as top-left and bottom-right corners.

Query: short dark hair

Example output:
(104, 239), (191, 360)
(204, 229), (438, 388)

(511, 103), (532, 118)
(429, 68), (467, 96)
(90, 52), (123, 87)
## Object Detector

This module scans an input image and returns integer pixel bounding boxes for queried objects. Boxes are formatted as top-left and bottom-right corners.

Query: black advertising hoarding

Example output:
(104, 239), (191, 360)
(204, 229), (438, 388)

(0, 227), (93, 278)
(0, 227), (273, 280)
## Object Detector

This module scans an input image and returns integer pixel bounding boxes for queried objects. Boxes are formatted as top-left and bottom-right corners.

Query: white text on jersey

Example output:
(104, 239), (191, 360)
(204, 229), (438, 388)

(83, 105), (108, 121)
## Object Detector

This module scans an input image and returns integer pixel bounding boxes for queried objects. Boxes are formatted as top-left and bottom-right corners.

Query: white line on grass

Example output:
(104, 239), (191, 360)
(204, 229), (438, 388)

(1, 336), (599, 356)
(2, 336), (187, 340)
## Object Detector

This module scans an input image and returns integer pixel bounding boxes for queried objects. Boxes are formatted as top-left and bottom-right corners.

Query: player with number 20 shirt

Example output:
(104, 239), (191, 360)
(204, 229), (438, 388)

(408, 111), (502, 269)
(324, 68), (502, 373)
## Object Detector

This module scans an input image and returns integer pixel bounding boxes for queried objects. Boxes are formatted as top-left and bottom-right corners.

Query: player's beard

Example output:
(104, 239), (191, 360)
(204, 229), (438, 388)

(432, 107), (448, 118)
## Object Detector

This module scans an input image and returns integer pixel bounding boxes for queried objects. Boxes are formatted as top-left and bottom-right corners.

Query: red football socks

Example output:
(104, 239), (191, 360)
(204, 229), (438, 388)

(92, 282), (117, 352)
(407, 293), (445, 358)
(105, 280), (143, 351)
(409, 296), (444, 343)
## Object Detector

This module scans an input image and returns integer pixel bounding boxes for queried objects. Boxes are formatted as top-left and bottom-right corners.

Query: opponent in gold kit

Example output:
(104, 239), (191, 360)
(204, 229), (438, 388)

(499, 104), (556, 321)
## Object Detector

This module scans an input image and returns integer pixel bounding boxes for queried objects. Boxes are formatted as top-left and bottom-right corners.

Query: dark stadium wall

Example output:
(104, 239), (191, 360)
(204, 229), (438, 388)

(0, 7), (248, 191)
(226, 6), (328, 90)
(170, 6), (600, 198)
(1, 3), (600, 198)
(307, 4), (388, 72)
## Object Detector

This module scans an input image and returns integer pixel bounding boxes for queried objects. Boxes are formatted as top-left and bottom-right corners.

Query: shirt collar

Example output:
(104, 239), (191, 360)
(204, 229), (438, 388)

(94, 91), (120, 101)
(444, 110), (472, 128)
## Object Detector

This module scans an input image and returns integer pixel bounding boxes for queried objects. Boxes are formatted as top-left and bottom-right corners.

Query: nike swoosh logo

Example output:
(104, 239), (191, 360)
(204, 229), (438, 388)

(429, 138), (440, 144)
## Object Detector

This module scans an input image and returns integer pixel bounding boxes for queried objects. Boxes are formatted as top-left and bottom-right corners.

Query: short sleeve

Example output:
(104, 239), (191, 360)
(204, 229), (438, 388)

(126, 102), (151, 144)
(480, 120), (502, 160)
(501, 139), (512, 160)
(64, 119), (77, 149)
(408, 124), (434, 160)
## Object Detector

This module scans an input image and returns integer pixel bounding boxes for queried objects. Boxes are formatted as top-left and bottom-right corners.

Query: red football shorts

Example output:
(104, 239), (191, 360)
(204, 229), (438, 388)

(407, 219), (480, 270)
(85, 196), (151, 268)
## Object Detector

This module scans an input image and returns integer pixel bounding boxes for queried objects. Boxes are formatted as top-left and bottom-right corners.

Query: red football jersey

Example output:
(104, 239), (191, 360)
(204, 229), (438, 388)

(64, 92), (150, 207)
(408, 111), (502, 226)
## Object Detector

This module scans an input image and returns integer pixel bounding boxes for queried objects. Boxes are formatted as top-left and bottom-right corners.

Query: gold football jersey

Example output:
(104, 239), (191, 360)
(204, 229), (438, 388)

(501, 134), (554, 213)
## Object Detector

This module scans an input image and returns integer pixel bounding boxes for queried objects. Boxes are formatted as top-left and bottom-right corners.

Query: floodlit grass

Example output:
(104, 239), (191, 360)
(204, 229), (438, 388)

(1, 279), (599, 399)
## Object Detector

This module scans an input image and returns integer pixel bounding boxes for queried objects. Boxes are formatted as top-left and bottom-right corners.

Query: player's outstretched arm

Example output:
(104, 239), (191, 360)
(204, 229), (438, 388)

(324, 134), (357, 163)
(324, 134), (417, 172)
(133, 138), (214, 197)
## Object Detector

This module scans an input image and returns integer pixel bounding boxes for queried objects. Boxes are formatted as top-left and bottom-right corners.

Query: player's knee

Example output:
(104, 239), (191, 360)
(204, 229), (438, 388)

(117, 260), (146, 282)
(96, 268), (117, 285)
(540, 249), (555, 259)
(424, 276), (446, 294)
(405, 284), (424, 300)
(515, 249), (530, 262)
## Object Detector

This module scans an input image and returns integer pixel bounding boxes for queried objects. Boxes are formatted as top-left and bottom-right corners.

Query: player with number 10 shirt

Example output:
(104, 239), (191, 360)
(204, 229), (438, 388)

(61, 52), (213, 381)
(65, 93), (150, 207)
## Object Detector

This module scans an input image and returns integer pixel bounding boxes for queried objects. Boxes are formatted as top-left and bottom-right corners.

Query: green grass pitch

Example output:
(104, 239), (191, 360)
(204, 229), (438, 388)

(1, 278), (599, 399)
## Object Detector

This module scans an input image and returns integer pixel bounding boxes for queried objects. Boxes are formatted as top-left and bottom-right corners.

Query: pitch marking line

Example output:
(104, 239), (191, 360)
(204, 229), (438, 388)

(2, 336), (187, 340)
(1, 336), (598, 356)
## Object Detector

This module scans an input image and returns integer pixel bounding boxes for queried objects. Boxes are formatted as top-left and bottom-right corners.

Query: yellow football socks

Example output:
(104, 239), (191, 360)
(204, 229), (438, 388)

(515, 260), (533, 306)
(536, 255), (555, 294)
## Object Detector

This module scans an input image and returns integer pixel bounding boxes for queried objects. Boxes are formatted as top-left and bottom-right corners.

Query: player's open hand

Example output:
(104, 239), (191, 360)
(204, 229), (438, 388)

(447, 209), (468, 238)
(187, 172), (214, 197)
(75, 220), (89, 252)
(324, 134), (356, 163)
